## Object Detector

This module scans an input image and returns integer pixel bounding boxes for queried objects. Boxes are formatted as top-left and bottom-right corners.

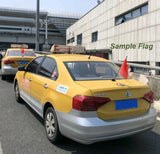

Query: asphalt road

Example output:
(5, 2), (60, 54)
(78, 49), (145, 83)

(0, 76), (160, 154)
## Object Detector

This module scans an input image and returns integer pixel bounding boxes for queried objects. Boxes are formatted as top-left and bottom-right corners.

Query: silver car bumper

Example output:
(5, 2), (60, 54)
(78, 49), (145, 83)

(1, 65), (18, 75)
(56, 108), (157, 144)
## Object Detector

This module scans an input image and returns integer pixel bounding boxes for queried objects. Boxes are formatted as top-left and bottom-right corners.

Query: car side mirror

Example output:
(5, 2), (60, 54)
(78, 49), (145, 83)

(18, 66), (26, 71)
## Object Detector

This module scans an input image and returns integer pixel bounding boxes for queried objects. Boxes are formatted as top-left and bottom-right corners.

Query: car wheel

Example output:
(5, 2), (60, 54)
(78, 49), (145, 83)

(15, 82), (22, 102)
(1, 74), (6, 80)
(45, 107), (62, 143)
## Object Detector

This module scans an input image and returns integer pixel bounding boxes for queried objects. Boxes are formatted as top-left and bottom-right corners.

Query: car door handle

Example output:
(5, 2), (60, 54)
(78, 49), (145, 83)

(28, 78), (32, 81)
(43, 84), (48, 89)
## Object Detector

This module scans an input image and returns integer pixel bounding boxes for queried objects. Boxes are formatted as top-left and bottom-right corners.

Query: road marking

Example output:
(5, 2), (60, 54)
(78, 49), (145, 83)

(157, 117), (160, 121)
(0, 142), (3, 154)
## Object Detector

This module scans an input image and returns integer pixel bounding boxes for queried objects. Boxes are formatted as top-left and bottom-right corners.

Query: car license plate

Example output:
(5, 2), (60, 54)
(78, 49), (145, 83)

(115, 99), (138, 110)
(18, 61), (28, 65)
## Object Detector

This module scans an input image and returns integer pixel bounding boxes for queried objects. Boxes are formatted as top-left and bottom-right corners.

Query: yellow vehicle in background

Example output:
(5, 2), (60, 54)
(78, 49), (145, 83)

(1, 44), (36, 80)
(14, 45), (156, 144)
(0, 52), (3, 69)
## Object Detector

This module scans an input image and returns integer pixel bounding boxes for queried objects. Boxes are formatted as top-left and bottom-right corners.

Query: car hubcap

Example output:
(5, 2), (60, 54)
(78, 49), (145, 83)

(46, 112), (55, 137)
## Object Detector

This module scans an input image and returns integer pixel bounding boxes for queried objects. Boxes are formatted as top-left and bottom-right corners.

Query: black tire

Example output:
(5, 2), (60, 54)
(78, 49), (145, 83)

(1, 74), (6, 80)
(15, 82), (22, 102)
(44, 107), (62, 143)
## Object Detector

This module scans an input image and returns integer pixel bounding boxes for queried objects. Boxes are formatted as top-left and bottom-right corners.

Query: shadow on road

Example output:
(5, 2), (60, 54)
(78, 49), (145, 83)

(55, 128), (160, 154)
(25, 102), (160, 154)
(0, 74), (14, 83)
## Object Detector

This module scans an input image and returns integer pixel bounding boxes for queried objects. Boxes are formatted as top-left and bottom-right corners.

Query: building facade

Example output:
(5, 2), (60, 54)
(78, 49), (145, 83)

(67, 0), (160, 69)
(0, 7), (79, 50)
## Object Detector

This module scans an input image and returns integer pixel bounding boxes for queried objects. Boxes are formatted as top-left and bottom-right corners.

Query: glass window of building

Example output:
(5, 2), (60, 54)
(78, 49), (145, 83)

(124, 12), (132, 21)
(92, 31), (98, 42)
(115, 16), (124, 25)
(71, 37), (75, 43)
(141, 5), (148, 15)
(115, 3), (148, 26)
(132, 8), (141, 18)
(77, 34), (82, 45)
(67, 39), (70, 44)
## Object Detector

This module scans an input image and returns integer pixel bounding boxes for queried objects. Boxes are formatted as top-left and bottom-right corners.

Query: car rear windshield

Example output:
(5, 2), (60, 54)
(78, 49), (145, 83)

(7, 50), (36, 57)
(64, 61), (129, 81)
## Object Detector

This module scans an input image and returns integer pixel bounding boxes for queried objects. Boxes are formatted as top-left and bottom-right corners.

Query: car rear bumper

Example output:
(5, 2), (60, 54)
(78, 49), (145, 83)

(1, 65), (18, 75)
(56, 108), (157, 144)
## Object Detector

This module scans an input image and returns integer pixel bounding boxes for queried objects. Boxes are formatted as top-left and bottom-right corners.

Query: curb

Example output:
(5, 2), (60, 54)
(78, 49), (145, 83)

(157, 112), (160, 118)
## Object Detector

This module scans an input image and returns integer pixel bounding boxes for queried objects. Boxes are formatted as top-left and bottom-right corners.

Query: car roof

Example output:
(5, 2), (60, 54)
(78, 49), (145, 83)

(7, 48), (33, 51)
(47, 54), (109, 62)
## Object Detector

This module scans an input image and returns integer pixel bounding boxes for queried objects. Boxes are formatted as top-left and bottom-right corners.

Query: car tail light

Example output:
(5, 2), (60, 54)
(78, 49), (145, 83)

(143, 91), (154, 103)
(73, 95), (110, 111)
(4, 60), (15, 64)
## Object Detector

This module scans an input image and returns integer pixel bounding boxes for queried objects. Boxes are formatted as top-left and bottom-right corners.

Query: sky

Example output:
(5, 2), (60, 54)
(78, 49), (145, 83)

(0, 0), (102, 16)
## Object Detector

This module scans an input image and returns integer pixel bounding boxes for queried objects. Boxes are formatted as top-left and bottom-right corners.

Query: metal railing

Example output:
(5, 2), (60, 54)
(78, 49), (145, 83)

(112, 61), (160, 71)
(112, 61), (160, 75)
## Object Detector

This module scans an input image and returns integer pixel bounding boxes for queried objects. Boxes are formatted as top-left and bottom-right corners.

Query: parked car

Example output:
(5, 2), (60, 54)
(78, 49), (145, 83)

(14, 54), (156, 144)
(1, 47), (36, 80)
(0, 53), (3, 69)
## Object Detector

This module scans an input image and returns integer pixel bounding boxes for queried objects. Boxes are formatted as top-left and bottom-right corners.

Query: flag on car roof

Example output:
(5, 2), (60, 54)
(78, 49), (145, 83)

(21, 48), (24, 54)
(120, 57), (128, 79)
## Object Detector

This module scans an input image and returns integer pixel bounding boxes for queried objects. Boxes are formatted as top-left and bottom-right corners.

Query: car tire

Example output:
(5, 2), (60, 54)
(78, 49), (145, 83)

(1, 74), (6, 80)
(15, 82), (22, 102)
(45, 107), (62, 143)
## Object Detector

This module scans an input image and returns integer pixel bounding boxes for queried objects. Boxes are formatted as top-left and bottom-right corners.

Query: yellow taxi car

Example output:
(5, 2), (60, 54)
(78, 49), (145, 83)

(14, 54), (156, 144)
(1, 45), (36, 80)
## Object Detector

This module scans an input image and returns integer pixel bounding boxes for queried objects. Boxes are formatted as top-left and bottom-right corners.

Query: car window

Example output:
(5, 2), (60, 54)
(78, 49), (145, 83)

(64, 61), (128, 81)
(7, 50), (36, 57)
(26, 57), (44, 73)
(38, 57), (58, 79)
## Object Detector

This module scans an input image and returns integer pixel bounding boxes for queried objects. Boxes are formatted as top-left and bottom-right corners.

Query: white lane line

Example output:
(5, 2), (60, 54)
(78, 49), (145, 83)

(0, 142), (3, 154)
(157, 117), (160, 121)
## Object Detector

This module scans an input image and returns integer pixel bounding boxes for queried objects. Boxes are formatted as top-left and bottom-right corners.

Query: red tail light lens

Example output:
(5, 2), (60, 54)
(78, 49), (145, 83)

(4, 60), (15, 64)
(143, 91), (154, 103)
(73, 95), (110, 111)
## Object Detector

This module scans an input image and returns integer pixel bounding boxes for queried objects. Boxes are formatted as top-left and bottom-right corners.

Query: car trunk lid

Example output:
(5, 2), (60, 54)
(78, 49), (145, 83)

(75, 79), (151, 120)
(5, 56), (34, 68)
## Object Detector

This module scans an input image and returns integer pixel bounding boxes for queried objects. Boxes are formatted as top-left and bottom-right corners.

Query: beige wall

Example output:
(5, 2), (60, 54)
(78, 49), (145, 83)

(67, 0), (160, 65)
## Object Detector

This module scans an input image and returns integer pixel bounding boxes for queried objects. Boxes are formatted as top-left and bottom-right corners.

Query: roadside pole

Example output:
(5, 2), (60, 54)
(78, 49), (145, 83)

(36, 0), (40, 51)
